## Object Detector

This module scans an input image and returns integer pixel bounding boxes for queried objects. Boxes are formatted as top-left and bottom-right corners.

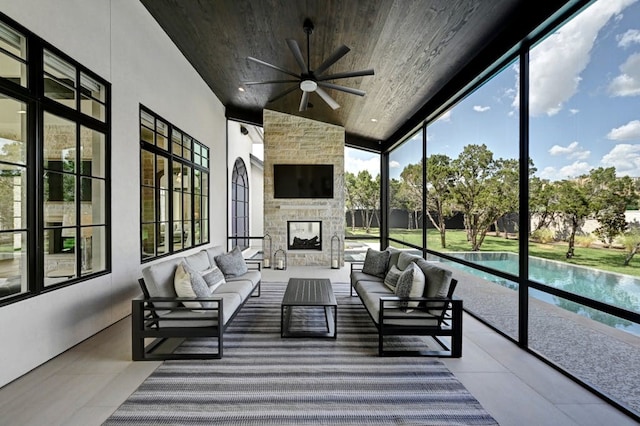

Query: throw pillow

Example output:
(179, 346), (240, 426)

(202, 266), (225, 292)
(394, 262), (426, 312)
(215, 246), (248, 277)
(174, 261), (212, 308)
(383, 264), (403, 291)
(362, 248), (390, 278)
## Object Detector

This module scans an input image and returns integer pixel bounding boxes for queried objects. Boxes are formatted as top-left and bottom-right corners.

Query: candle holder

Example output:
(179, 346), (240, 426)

(330, 233), (341, 269)
(274, 248), (287, 270)
(262, 233), (272, 268)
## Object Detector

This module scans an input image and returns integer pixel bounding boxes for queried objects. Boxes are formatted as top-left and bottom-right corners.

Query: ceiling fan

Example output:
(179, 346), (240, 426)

(244, 18), (374, 112)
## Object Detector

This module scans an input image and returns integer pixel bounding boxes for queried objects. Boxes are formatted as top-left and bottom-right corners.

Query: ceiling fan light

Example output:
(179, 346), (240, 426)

(300, 80), (317, 92)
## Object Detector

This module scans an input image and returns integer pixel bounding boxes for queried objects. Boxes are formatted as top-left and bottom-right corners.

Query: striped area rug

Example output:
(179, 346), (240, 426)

(106, 281), (497, 425)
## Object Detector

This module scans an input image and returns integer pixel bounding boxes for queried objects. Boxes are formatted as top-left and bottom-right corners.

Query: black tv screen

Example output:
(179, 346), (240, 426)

(273, 164), (334, 199)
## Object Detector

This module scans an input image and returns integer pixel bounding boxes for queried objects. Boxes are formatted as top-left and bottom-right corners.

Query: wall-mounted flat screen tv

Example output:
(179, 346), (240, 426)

(273, 164), (334, 199)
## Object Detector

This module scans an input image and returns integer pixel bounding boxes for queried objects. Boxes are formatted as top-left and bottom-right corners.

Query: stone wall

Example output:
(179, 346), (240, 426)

(263, 110), (344, 267)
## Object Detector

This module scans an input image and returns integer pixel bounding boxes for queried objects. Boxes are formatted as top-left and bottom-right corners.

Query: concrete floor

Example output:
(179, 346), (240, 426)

(0, 265), (637, 426)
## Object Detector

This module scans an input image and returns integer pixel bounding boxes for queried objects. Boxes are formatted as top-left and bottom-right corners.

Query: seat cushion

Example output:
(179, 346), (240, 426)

(184, 250), (212, 272)
(204, 245), (225, 268)
(225, 270), (261, 287)
(141, 257), (183, 301)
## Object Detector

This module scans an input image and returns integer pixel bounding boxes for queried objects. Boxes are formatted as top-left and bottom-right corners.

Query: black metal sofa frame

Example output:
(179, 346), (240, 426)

(350, 261), (463, 357)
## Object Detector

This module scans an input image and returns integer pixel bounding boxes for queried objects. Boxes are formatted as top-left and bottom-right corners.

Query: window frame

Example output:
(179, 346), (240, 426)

(0, 12), (111, 306)
(139, 105), (209, 262)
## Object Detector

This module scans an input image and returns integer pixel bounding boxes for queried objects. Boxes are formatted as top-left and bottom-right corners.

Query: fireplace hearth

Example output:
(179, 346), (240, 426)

(287, 220), (322, 250)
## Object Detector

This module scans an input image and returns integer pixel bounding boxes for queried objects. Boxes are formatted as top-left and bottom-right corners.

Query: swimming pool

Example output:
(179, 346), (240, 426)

(441, 252), (640, 332)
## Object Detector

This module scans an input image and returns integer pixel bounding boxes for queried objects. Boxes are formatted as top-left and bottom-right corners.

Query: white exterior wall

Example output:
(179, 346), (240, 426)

(0, 0), (226, 386)
(226, 121), (255, 250)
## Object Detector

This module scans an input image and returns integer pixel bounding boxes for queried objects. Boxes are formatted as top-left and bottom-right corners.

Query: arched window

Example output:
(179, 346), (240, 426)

(231, 158), (249, 250)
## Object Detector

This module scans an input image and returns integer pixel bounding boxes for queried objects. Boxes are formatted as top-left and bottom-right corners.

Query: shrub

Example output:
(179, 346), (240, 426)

(531, 228), (554, 243)
(575, 234), (597, 248)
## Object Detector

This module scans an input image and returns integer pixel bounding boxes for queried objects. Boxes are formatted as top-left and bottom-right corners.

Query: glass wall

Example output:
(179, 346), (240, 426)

(388, 130), (423, 249)
(528, 0), (640, 413)
(424, 60), (521, 338)
(385, 0), (640, 415)
(344, 146), (380, 261)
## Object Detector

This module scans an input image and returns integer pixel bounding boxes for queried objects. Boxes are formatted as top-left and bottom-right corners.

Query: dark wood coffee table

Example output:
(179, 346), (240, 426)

(281, 278), (337, 338)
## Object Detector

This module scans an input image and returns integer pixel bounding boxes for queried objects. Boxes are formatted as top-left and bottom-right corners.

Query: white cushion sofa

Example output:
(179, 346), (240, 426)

(350, 248), (462, 357)
(132, 245), (261, 361)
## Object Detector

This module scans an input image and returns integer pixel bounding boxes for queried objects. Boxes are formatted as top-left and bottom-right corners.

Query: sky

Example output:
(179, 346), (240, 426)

(346, 0), (640, 182)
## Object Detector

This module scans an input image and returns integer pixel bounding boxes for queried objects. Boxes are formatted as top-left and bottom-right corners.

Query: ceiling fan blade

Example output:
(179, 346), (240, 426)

(247, 56), (299, 78)
(244, 79), (300, 85)
(314, 45), (350, 75)
(317, 69), (375, 81)
(318, 82), (366, 97)
(268, 84), (299, 103)
(286, 39), (307, 73)
(299, 91), (310, 111)
(318, 81), (367, 96)
(315, 87), (340, 110)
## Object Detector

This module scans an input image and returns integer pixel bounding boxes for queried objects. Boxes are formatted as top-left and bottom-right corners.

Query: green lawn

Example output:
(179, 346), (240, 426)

(346, 227), (640, 278)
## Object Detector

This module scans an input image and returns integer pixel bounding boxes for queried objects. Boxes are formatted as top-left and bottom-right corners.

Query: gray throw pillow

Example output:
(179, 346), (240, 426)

(394, 262), (426, 312)
(202, 266), (226, 292)
(215, 246), (248, 277)
(362, 248), (390, 278)
(174, 261), (213, 308)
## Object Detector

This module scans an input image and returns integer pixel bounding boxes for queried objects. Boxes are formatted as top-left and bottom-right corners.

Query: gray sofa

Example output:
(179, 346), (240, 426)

(132, 245), (261, 361)
(350, 249), (462, 357)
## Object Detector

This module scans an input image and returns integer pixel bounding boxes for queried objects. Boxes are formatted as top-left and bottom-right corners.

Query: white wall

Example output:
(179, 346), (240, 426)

(226, 121), (256, 249)
(0, 0), (226, 386)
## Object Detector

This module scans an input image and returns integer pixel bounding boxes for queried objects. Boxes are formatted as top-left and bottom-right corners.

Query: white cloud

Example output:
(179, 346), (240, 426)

(537, 161), (592, 181)
(389, 160), (401, 169)
(617, 28), (640, 47)
(548, 141), (591, 160)
(601, 143), (640, 175)
(345, 155), (380, 177)
(436, 110), (452, 122)
(559, 161), (592, 179)
(473, 105), (490, 112)
(608, 52), (640, 96)
(607, 119), (640, 140)
(569, 108), (580, 115)
(513, 0), (636, 116)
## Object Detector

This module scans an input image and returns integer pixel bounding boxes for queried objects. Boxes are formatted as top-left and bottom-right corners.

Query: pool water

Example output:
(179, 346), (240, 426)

(442, 252), (640, 333)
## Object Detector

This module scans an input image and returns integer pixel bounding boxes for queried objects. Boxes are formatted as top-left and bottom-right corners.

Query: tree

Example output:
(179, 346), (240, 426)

(399, 163), (423, 230)
(621, 226), (640, 266)
(553, 179), (590, 258)
(529, 176), (559, 232)
(450, 144), (499, 251)
(344, 172), (357, 231)
(354, 170), (380, 233)
(425, 154), (455, 248)
(592, 171), (636, 248)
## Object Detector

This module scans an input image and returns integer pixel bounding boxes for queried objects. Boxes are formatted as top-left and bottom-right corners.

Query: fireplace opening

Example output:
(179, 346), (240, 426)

(287, 220), (322, 250)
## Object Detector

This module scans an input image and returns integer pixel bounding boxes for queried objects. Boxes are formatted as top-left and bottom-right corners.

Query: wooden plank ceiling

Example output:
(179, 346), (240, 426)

(139, 0), (571, 148)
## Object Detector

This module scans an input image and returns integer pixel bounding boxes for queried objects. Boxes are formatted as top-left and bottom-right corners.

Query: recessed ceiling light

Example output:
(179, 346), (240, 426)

(238, 87), (245, 92)
(370, 118), (378, 122)
(17, 110), (26, 114)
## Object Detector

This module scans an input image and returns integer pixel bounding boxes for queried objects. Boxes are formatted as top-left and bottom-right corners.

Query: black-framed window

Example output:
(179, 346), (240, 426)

(140, 106), (209, 261)
(231, 158), (249, 250)
(0, 13), (111, 304)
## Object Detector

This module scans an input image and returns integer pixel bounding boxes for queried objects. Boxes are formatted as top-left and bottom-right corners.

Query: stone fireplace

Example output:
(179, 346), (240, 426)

(263, 110), (345, 267)
(288, 221), (322, 250)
